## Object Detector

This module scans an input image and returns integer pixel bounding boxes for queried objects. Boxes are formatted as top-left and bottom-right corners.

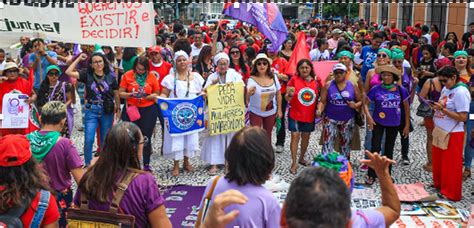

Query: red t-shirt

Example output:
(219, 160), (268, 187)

(232, 64), (251, 83)
(21, 191), (60, 226)
(149, 60), (172, 90)
(120, 70), (160, 108)
(271, 57), (289, 93)
(287, 76), (319, 123)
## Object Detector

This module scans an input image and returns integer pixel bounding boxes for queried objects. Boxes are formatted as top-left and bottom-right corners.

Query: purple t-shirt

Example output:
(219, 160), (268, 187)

(367, 85), (409, 126)
(325, 81), (357, 121)
(40, 132), (83, 191)
(200, 177), (281, 228)
(74, 172), (165, 228)
(351, 209), (385, 228)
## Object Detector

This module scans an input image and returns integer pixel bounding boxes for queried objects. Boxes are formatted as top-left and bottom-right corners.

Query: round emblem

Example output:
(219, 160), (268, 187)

(160, 102), (168, 111)
(171, 102), (198, 130)
(379, 112), (386, 119)
(298, 87), (316, 106)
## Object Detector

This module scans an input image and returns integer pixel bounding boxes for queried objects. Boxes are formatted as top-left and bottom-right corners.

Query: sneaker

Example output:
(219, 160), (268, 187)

(275, 145), (284, 153)
(360, 164), (369, 171)
(401, 158), (410, 166)
(143, 165), (153, 173)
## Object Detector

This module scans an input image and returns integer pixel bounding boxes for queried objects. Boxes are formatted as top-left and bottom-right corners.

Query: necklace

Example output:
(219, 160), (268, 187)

(381, 83), (395, 90)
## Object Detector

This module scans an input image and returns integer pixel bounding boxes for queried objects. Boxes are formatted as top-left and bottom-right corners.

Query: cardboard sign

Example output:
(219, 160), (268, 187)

(395, 183), (431, 202)
(206, 82), (245, 136)
(1, 93), (29, 129)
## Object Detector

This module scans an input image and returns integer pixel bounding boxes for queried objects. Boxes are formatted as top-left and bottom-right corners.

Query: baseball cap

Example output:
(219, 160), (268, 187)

(46, 65), (62, 75)
(149, 46), (162, 54)
(333, 63), (348, 72)
(0, 135), (32, 167)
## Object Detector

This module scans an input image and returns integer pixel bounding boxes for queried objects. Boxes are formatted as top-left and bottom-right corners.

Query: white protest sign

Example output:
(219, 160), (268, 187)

(1, 93), (29, 129)
(0, 2), (155, 47)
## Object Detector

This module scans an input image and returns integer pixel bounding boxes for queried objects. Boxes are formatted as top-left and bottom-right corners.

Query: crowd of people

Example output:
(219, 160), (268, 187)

(1, 14), (474, 227)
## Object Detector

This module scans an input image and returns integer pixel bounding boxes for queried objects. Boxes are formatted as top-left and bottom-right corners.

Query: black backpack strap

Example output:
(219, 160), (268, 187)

(110, 170), (140, 214)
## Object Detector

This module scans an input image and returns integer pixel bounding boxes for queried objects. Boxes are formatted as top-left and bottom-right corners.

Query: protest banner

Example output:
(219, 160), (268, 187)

(206, 82), (245, 136)
(313, 61), (339, 86)
(394, 182), (433, 202)
(164, 185), (206, 227)
(390, 216), (460, 228)
(0, 2), (155, 47)
(158, 96), (205, 136)
(1, 93), (29, 129)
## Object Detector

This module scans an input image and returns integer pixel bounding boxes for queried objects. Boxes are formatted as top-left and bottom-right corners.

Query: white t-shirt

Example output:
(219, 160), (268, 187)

(423, 34), (432, 45)
(247, 75), (281, 117)
(433, 85), (470, 132)
(354, 52), (363, 65)
(310, 49), (330, 61)
(161, 72), (204, 98)
(191, 43), (209, 58)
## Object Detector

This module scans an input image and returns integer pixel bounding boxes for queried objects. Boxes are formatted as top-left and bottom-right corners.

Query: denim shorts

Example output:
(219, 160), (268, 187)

(288, 117), (315, 132)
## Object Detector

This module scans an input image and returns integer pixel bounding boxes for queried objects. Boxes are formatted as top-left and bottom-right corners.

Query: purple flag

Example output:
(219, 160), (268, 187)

(223, 3), (288, 52)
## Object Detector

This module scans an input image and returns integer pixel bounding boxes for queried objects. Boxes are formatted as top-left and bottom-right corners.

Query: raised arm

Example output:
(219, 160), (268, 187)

(66, 54), (87, 79)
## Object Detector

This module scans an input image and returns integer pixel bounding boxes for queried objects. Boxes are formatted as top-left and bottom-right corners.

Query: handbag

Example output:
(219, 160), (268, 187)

(195, 176), (221, 228)
(432, 122), (459, 150)
(333, 81), (364, 126)
(126, 102), (141, 122)
(416, 79), (434, 118)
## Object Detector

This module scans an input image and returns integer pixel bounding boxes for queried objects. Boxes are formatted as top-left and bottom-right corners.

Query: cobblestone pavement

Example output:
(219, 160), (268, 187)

(69, 101), (473, 211)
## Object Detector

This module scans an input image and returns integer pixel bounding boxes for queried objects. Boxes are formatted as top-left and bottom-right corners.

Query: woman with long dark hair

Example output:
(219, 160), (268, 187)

(229, 45), (250, 82)
(194, 45), (213, 82)
(119, 56), (160, 172)
(286, 59), (320, 174)
(66, 52), (121, 167)
(0, 134), (60, 227)
(36, 65), (74, 137)
(122, 47), (138, 73)
(279, 39), (294, 61)
(74, 122), (172, 227)
(437, 32), (463, 53)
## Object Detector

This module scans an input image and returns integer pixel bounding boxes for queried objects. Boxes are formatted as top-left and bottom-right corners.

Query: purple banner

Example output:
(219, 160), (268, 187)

(164, 185), (206, 227)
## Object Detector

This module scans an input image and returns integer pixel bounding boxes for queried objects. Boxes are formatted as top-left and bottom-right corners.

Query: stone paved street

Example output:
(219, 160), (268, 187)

(69, 100), (473, 211)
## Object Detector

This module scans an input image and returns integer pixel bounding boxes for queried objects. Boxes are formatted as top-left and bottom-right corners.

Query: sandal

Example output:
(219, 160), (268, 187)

(183, 163), (194, 173)
(364, 176), (375, 186)
(298, 160), (310, 166)
(171, 167), (180, 177)
(422, 163), (432, 172)
(463, 169), (471, 181)
(290, 164), (298, 175)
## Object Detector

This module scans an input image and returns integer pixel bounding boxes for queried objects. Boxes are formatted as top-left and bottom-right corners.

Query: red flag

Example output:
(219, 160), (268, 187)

(285, 32), (310, 77)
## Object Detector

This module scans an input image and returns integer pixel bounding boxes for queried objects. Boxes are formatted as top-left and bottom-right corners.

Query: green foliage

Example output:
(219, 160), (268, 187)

(322, 3), (359, 18)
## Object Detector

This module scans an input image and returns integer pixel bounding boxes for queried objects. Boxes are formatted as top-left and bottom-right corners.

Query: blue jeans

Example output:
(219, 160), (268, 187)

(463, 101), (474, 169)
(83, 104), (113, 165)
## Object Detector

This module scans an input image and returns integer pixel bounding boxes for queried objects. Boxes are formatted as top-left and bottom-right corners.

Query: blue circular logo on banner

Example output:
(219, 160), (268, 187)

(172, 102), (197, 131)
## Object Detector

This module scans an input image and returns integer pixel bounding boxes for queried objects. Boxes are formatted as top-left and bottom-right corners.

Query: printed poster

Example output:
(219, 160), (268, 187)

(206, 82), (245, 136)
(1, 93), (29, 129)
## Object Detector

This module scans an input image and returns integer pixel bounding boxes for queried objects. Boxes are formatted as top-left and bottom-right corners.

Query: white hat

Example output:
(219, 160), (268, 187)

(252, 53), (273, 66)
(333, 63), (347, 72)
(3, 62), (19, 72)
(174, 50), (189, 63)
(332, 29), (343, 35)
(213, 52), (230, 66)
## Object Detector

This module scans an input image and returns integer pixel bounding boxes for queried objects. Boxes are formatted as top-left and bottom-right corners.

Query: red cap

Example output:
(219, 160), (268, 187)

(0, 135), (32, 167)
(149, 46), (162, 54)
(406, 26), (414, 34)
(436, 57), (453, 69)
(415, 22), (422, 27)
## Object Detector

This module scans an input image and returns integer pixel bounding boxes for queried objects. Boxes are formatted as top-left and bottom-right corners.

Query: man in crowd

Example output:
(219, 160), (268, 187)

(29, 38), (58, 94)
(462, 22), (474, 50)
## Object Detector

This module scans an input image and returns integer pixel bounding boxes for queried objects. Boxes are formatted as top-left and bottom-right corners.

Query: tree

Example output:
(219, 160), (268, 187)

(322, 3), (359, 19)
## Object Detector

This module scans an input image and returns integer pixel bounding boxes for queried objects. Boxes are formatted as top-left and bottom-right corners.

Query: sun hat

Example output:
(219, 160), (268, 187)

(3, 62), (19, 72)
(375, 65), (401, 77)
(252, 53), (273, 66)
(46, 65), (62, 75)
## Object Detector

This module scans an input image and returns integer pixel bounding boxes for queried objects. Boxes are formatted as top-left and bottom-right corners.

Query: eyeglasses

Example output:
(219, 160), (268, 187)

(47, 72), (60, 76)
(377, 54), (388, 58)
(92, 60), (104, 65)
(230, 51), (240, 55)
(139, 136), (149, 145)
(334, 70), (345, 75)
(257, 61), (268, 66)
(4, 69), (19, 74)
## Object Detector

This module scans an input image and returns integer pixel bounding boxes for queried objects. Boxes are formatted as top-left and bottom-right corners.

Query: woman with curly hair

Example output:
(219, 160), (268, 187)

(0, 134), (60, 227)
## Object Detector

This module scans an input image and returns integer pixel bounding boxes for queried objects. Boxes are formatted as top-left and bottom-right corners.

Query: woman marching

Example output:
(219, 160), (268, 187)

(318, 63), (362, 158)
(286, 59), (320, 174)
(160, 51), (204, 176)
(201, 53), (245, 175)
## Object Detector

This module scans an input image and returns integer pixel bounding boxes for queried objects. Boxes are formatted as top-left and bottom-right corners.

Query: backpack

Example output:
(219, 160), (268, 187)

(67, 170), (140, 228)
(0, 190), (51, 228)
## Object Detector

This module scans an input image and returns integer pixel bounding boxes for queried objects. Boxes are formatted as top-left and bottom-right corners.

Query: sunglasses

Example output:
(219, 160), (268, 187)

(257, 61), (268, 66)
(334, 70), (345, 74)
(47, 72), (60, 76)
(377, 54), (388, 58)
(230, 51), (240, 55)
(4, 69), (19, 74)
